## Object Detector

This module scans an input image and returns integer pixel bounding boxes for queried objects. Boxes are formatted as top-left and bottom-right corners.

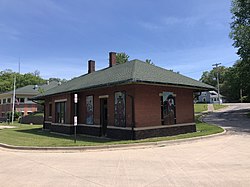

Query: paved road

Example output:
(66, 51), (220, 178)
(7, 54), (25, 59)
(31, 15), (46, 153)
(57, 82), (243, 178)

(0, 103), (250, 187)
(204, 103), (250, 134)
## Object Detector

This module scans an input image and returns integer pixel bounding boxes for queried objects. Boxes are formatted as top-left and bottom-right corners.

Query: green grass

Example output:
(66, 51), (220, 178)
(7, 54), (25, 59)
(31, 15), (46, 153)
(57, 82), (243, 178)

(213, 104), (227, 110)
(194, 104), (208, 113)
(0, 118), (224, 147)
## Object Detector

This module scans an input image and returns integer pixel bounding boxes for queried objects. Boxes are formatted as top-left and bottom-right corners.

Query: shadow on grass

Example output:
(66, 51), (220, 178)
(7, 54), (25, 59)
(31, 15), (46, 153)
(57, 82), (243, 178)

(14, 127), (116, 144)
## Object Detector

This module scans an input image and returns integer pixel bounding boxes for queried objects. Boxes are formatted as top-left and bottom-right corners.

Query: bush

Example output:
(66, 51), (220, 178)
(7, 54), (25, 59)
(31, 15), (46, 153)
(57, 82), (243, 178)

(6, 111), (21, 121)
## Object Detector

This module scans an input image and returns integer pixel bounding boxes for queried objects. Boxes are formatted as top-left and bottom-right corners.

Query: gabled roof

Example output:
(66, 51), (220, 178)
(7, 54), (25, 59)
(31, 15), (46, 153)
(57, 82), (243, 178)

(34, 60), (214, 99)
(0, 81), (59, 96)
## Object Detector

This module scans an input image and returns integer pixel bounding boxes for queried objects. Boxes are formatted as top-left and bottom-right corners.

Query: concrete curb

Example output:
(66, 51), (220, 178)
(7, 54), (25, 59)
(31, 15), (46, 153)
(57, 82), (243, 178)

(0, 128), (227, 152)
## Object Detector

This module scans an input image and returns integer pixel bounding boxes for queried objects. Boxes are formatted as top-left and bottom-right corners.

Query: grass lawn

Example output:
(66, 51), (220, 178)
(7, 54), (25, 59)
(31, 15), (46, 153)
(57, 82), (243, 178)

(194, 104), (208, 113)
(0, 118), (224, 147)
(213, 104), (228, 110)
(32, 112), (44, 116)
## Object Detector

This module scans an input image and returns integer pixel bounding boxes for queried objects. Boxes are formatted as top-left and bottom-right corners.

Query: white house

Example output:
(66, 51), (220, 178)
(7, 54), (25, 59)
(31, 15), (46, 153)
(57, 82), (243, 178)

(198, 91), (225, 104)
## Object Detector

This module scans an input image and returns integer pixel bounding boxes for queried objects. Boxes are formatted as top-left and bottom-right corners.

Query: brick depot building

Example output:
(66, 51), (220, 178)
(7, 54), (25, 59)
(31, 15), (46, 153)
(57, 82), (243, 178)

(34, 52), (213, 140)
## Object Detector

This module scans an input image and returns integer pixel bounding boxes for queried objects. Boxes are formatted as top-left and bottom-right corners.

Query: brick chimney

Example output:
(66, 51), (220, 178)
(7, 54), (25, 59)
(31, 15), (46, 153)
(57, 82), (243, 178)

(88, 60), (95, 74)
(109, 52), (116, 67)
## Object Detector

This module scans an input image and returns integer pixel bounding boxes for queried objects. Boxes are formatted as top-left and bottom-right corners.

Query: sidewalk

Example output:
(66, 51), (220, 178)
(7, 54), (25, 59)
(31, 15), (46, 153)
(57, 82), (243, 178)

(207, 104), (214, 112)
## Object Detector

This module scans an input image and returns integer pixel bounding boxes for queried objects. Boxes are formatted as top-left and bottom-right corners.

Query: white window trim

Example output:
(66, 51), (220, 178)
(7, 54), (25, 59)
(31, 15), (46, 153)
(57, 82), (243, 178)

(99, 95), (109, 99)
(159, 93), (176, 97)
(54, 99), (67, 103)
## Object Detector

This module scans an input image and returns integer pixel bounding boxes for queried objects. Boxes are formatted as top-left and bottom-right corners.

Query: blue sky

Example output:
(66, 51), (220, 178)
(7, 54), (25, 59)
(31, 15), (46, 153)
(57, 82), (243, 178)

(0, 0), (238, 80)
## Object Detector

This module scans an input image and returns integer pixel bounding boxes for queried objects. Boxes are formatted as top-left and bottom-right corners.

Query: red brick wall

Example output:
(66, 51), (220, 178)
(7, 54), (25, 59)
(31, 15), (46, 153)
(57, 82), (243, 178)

(0, 103), (38, 116)
(44, 84), (195, 128)
(0, 104), (12, 116)
(134, 84), (194, 127)
(44, 85), (135, 126)
(77, 85), (135, 127)
(44, 93), (72, 123)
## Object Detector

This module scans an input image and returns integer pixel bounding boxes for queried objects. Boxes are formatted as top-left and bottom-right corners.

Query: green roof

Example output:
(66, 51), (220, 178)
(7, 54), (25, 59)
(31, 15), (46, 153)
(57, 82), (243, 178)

(1, 81), (59, 96)
(34, 60), (214, 99)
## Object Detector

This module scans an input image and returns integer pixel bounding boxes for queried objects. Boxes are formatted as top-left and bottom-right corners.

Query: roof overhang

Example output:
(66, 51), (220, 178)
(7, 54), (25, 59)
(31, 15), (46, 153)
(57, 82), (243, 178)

(32, 79), (214, 100)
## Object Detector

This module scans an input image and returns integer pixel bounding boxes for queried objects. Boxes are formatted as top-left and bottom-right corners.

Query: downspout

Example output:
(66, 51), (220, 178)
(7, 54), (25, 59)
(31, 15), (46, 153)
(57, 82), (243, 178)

(43, 102), (45, 130)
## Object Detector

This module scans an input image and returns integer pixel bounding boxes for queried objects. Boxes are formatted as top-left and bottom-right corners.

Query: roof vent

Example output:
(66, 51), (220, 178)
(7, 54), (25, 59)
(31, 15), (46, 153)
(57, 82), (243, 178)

(33, 85), (38, 90)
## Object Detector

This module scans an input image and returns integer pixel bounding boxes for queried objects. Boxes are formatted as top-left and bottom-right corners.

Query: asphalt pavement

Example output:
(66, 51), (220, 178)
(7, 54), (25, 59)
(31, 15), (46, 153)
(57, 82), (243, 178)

(203, 103), (250, 134)
(0, 103), (250, 187)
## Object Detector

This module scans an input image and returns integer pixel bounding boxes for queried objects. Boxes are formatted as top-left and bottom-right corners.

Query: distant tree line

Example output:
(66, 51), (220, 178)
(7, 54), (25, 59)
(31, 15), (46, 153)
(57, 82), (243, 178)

(200, 61), (248, 102)
(0, 69), (67, 93)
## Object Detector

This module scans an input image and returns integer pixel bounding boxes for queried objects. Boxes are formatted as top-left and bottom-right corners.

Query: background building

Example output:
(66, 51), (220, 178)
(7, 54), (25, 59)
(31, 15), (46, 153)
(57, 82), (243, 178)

(197, 91), (226, 104)
(0, 81), (59, 119)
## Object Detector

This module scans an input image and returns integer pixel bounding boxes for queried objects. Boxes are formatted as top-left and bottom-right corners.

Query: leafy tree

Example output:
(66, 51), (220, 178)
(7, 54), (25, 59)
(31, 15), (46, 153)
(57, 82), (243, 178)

(0, 69), (15, 93)
(200, 61), (250, 102)
(230, 0), (250, 61)
(200, 66), (228, 88)
(0, 70), (46, 93)
(116, 52), (129, 64)
(229, 0), (250, 101)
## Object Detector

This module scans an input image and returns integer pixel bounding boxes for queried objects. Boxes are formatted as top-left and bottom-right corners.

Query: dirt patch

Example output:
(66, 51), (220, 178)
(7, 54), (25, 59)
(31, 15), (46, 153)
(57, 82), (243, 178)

(0, 126), (16, 129)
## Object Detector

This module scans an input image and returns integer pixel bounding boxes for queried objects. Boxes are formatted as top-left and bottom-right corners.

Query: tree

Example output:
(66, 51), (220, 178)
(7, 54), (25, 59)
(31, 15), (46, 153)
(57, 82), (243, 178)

(116, 52), (129, 64)
(200, 66), (232, 101)
(0, 70), (46, 93)
(0, 69), (15, 93)
(230, 0), (250, 61)
(230, 0), (250, 101)
(200, 62), (250, 102)
(200, 66), (228, 88)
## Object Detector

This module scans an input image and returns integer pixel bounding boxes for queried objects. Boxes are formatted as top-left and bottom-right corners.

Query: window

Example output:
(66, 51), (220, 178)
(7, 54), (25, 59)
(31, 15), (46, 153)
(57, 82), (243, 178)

(3, 99), (6, 104)
(18, 98), (25, 103)
(114, 92), (126, 127)
(55, 102), (66, 123)
(0, 99), (2, 105)
(7, 98), (11, 103)
(49, 103), (52, 117)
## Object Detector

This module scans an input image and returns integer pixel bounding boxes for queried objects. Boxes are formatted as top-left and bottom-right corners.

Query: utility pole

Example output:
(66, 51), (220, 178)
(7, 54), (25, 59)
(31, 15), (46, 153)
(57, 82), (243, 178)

(212, 63), (221, 104)
(240, 89), (243, 103)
